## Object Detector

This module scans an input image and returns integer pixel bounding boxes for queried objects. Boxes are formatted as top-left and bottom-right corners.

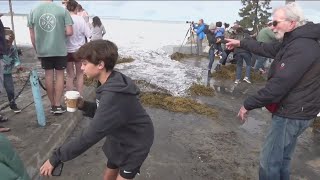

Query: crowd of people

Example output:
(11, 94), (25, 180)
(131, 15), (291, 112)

(192, 17), (278, 84)
(0, 1), (319, 180)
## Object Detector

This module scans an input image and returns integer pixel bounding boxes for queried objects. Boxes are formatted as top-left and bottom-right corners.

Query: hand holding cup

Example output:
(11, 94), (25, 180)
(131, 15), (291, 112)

(65, 91), (81, 112)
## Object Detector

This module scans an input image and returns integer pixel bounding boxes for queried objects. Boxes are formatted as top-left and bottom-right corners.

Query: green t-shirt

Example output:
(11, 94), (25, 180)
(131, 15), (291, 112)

(257, 27), (276, 43)
(27, 2), (73, 57)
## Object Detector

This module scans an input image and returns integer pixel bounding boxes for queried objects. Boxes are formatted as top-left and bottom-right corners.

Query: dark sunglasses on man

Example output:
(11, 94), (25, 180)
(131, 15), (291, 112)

(272, 20), (287, 27)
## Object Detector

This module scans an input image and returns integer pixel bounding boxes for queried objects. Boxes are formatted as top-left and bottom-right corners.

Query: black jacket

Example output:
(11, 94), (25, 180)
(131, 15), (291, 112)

(50, 71), (154, 166)
(241, 22), (320, 120)
(0, 19), (6, 57)
(206, 31), (216, 50)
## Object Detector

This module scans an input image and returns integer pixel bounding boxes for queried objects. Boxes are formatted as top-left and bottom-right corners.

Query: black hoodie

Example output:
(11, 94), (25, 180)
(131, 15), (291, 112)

(50, 71), (154, 167)
(0, 19), (6, 57)
(240, 22), (320, 119)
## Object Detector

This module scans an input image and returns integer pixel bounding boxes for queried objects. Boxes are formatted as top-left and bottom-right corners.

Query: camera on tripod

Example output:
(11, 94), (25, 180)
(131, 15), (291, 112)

(186, 21), (194, 24)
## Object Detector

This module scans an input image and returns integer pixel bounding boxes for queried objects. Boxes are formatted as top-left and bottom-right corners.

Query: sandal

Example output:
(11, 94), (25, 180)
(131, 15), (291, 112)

(0, 115), (8, 123)
(0, 126), (10, 132)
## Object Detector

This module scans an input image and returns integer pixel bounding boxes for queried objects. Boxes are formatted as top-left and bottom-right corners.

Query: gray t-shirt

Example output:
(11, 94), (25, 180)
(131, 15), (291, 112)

(27, 2), (73, 57)
(90, 24), (106, 41)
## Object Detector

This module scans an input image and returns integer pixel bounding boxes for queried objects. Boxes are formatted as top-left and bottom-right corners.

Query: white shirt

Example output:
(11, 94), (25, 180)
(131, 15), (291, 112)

(90, 24), (106, 41)
(67, 15), (91, 53)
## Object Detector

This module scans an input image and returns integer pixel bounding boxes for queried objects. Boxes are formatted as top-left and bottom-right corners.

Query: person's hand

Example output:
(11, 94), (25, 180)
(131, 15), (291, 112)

(225, 38), (241, 50)
(77, 96), (84, 109)
(64, 96), (84, 109)
(238, 106), (249, 124)
(40, 159), (54, 176)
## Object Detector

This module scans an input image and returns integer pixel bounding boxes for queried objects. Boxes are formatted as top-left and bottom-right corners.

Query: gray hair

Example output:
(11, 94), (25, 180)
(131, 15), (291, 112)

(273, 2), (306, 28)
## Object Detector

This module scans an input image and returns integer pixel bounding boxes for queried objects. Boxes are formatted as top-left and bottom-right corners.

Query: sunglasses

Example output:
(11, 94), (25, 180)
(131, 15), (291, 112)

(272, 20), (287, 27)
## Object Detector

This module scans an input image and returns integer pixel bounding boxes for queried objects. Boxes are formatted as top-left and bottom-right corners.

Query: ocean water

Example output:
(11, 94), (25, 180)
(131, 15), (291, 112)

(1, 15), (204, 96)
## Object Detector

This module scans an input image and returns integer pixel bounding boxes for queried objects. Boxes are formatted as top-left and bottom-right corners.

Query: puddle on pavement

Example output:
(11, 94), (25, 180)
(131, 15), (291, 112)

(240, 117), (266, 134)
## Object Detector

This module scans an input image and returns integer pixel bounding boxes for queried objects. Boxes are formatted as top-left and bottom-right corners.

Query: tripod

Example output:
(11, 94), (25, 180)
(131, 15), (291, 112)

(179, 23), (195, 54)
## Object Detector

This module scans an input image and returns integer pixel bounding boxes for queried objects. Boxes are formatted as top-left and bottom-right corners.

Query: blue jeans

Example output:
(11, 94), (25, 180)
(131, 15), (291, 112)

(208, 48), (215, 70)
(235, 52), (251, 80)
(255, 56), (268, 70)
(3, 73), (16, 107)
(259, 115), (313, 180)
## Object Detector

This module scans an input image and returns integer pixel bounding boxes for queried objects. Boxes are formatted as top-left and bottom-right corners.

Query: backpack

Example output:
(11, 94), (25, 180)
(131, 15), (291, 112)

(203, 24), (209, 34)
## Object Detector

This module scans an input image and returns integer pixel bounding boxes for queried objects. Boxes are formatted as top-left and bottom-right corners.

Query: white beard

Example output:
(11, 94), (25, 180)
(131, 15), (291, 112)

(274, 30), (285, 40)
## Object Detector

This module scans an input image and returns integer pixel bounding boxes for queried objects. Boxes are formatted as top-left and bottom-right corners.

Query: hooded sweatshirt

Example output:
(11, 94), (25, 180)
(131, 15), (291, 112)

(50, 71), (154, 167)
(240, 22), (320, 119)
(0, 19), (6, 57)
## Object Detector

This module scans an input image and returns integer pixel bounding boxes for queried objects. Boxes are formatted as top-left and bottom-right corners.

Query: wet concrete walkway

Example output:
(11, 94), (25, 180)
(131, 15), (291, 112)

(50, 78), (320, 180)
(2, 47), (319, 180)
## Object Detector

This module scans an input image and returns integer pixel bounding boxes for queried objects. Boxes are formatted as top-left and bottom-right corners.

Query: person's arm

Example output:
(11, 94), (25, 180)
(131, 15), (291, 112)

(28, 28), (36, 52)
(78, 101), (97, 118)
(243, 39), (318, 110)
(49, 93), (126, 167)
(65, 25), (73, 36)
(196, 24), (205, 35)
(27, 11), (36, 51)
(101, 25), (106, 37)
(82, 19), (91, 39)
(64, 10), (73, 36)
(12, 46), (21, 66)
(240, 39), (281, 58)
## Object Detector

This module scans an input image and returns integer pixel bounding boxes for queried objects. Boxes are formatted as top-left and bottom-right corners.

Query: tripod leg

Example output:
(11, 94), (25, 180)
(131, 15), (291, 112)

(179, 28), (191, 53)
(191, 29), (194, 55)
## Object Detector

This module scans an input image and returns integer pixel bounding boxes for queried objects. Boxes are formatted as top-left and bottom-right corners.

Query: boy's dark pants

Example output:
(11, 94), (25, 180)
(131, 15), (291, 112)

(4, 73), (16, 107)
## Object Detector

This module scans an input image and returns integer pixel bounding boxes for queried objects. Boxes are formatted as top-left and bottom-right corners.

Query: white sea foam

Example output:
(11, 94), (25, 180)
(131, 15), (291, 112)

(2, 16), (204, 96)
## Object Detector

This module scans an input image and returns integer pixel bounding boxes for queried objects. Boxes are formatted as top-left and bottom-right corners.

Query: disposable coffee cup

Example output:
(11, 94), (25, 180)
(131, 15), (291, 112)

(65, 91), (80, 112)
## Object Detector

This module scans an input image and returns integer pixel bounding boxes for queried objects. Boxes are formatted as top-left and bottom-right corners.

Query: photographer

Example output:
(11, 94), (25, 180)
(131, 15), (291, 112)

(192, 19), (206, 56)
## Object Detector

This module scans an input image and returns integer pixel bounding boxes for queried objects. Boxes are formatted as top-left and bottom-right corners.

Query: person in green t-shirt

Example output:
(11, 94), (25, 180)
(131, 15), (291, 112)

(27, 0), (73, 114)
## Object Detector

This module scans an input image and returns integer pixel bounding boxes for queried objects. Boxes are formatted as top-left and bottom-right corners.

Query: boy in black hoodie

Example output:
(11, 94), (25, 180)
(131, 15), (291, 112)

(40, 40), (154, 180)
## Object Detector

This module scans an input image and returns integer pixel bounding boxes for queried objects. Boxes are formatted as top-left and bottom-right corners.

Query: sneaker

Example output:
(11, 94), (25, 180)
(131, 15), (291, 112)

(10, 105), (21, 113)
(234, 79), (240, 84)
(214, 64), (221, 71)
(258, 68), (267, 74)
(50, 106), (55, 113)
(51, 106), (66, 114)
(243, 77), (252, 84)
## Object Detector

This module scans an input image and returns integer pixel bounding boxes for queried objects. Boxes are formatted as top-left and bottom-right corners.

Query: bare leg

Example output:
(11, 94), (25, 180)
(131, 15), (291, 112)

(66, 62), (75, 91)
(103, 168), (118, 180)
(54, 69), (65, 106)
(75, 61), (84, 95)
(44, 69), (55, 106)
(116, 174), (132, 180)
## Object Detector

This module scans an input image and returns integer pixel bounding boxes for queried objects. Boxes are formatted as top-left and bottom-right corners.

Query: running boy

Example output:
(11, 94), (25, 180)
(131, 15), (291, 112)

(3, 29), (21, 113)
(40, 40), (154, 180)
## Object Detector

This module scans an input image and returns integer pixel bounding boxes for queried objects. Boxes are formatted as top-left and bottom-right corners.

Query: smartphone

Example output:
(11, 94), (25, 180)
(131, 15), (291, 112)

(52, 162), (64, 176)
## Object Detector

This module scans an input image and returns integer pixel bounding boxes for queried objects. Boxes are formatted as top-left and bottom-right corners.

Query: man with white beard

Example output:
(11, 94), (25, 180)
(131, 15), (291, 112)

(226, 2), (320, 180)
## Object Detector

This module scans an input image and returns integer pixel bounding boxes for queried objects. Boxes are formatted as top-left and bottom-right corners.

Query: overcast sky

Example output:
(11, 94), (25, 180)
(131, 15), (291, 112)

(0, 1), (319, 23)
